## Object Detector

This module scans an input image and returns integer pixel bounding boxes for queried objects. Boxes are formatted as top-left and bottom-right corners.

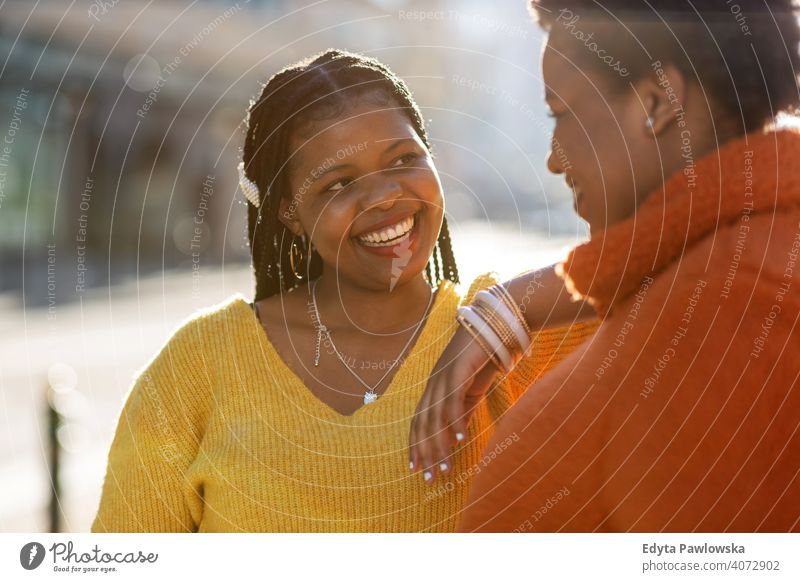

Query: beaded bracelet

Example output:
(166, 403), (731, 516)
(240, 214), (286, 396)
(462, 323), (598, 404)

(455, 283), (535, 374)
(457, 306), (514, 372)
(472, 301), (519, 355)
(489, 284), (532, 335)
(456, 311), (505, 372)
(474, 290), (531, 353)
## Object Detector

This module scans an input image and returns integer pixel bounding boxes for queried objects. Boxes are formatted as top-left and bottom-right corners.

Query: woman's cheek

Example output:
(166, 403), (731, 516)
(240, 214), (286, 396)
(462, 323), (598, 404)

(414, 170), (444, 210)
(315, 204), (357, 249)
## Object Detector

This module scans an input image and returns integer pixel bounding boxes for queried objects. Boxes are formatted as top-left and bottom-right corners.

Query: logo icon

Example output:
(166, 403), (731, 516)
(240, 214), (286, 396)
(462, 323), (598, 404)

(20, 542), (46, 570)
(389, 236), (413, 292)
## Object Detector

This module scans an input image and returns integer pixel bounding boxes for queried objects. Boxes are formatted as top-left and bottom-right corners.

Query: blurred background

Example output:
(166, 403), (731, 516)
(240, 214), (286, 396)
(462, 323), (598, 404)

(0, 0), (588, 532)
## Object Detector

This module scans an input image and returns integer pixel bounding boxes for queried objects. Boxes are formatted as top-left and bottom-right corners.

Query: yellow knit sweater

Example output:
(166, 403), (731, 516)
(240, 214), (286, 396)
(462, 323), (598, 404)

(91, 274), (598, 532)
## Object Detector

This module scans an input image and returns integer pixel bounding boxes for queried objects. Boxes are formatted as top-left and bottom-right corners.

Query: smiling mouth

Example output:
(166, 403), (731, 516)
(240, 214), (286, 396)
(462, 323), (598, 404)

(356, 214), (416, 247)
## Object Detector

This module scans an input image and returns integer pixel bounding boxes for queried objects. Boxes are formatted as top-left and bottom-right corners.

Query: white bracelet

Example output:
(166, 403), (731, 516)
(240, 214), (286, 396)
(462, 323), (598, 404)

(474, 290), (532, 352)
(457, 306), (514, 372)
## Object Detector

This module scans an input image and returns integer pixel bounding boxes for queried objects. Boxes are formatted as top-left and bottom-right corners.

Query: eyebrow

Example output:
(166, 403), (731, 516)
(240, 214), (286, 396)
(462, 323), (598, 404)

(374, 137), (418, 153)
(310, 162), (356, 185)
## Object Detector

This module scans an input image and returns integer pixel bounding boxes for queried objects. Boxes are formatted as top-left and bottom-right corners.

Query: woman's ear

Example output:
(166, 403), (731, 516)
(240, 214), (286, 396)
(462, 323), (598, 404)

(636, 62), (687, 136)
(278, 196), (305, 237)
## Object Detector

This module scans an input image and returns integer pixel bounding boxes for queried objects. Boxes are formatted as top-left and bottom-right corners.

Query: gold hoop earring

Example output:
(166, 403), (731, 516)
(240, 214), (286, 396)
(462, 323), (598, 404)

(289, 235), (306, 280)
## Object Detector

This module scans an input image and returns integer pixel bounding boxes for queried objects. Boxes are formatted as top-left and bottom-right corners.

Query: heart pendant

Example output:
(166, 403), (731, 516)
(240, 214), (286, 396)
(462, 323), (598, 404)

(363, 390), (378, 405)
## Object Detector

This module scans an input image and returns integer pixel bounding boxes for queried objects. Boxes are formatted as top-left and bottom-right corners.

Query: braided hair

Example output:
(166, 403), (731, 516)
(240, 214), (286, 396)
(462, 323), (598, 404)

(242, 49), (459, 301)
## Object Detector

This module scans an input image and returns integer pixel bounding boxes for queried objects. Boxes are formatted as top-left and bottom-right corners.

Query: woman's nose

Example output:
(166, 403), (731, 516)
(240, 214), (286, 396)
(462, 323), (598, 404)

(360, 175), (403, 211)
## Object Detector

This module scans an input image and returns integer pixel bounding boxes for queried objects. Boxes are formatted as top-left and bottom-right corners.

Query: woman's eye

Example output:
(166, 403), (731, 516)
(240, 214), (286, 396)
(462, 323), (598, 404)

(324, 179), (351, 193)
(547, 110), (568, 122)
(391, 153), (419, 167)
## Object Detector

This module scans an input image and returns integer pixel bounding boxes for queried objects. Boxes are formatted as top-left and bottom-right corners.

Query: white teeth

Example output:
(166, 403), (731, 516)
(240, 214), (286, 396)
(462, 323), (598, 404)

(358, 215), (415, 247)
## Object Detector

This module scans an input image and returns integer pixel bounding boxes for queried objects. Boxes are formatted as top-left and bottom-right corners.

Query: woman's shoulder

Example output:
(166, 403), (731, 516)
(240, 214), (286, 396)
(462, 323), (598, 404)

(125, 294), (255, 402)
(458, 271), (501, 306)
(142, 293), (254, 366)
(114, 296), (249, 421)
(190, 292), (253, 322)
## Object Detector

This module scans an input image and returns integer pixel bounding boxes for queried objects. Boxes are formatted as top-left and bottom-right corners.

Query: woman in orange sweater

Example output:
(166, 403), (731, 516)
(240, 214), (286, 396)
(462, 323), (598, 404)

(410, 0), (800, 531)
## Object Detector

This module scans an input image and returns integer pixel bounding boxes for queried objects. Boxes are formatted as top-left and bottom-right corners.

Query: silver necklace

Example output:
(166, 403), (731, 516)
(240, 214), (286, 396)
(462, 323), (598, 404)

(310, 279), (434, 405)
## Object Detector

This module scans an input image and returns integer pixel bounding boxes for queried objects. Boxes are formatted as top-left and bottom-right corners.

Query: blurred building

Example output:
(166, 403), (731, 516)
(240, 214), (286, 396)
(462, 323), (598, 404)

(0, 0), (579, 305)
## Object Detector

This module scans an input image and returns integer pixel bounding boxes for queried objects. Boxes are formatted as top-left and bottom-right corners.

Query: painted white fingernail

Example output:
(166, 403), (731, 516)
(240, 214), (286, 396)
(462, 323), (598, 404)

(439, 462), (448, 472)
(423, 471), (433, 481)
(409, 461), (414, 471)
(456, 432), (464, 442)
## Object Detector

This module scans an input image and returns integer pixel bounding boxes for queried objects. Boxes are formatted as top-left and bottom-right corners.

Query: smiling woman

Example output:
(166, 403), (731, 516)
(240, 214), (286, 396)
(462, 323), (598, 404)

(453, 0), (800, 532)
(90, 49), (598, 533)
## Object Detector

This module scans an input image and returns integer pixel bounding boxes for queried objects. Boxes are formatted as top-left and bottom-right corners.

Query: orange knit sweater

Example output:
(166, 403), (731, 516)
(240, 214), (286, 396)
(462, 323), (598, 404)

(460, 129), (800, 532)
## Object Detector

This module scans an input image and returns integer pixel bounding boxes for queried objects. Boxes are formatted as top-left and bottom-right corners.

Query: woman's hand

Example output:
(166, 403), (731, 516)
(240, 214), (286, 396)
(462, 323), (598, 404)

(408, 325), (501, 483)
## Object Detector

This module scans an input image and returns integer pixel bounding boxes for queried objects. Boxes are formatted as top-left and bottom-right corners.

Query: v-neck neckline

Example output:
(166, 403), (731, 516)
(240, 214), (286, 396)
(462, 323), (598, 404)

(235, 280), (455, 420)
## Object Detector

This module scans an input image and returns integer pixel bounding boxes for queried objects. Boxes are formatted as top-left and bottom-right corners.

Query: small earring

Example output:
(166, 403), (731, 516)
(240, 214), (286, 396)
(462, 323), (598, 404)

(289, 235), (306, 281)
(645, 116), (655, 129)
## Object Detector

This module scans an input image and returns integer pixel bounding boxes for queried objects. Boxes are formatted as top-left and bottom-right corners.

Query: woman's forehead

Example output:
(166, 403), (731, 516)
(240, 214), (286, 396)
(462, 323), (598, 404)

(542, 39), (616, 104)
(542, 46), (582, 103)
(289, 105), (418, 165)
(296, 99), (412, 136)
